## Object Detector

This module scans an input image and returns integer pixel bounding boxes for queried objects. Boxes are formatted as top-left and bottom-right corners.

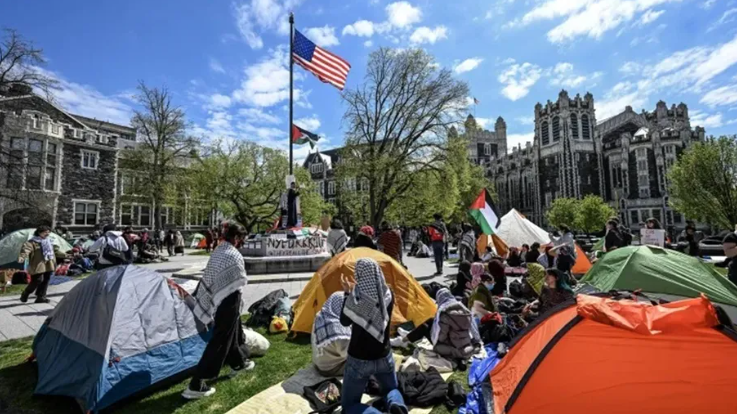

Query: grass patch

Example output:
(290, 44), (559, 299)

(189, 251), (211, 256)
(1, 271), (95, 297)
(0, 329), (312, 414)
(429, 369), (468, 414)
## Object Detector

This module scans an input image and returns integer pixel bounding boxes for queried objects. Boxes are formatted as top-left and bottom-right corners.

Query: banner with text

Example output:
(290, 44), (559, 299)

(265, 236), (327, 256)
(640, 229), (665, 247)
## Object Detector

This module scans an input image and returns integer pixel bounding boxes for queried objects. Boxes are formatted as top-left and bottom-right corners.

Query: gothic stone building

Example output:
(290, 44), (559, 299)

(0, 87), (213, 234)
(480, 90), (705, 231)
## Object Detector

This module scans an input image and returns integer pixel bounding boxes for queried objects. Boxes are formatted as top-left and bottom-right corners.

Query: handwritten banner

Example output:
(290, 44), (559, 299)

(640, 229), (665, 247)
(265, 236), (327, 256)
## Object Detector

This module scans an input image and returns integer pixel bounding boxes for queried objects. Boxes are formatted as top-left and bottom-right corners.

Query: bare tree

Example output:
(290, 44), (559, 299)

(0, 28), (57, 95)
(122, 82), (199, 229)
(338, 48), (469, 228)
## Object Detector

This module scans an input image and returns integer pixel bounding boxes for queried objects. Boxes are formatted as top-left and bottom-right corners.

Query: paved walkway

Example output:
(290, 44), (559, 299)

(0, 251), (455, 341)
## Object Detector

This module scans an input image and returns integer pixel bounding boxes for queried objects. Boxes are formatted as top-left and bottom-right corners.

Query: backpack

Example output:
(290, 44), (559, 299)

(428, 226), (444, 242)
(303, 378), (342, 414)
(102, 238), (127, 265)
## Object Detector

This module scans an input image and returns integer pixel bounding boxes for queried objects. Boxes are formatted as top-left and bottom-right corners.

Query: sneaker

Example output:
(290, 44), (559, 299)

(34, 298), (50, 304)
(228, 360), (255, 378)
(19, 294), (28, 303)
(182, 383), (216, 400)
(397, 327), (410, 339)
(390, 337), (409, 348)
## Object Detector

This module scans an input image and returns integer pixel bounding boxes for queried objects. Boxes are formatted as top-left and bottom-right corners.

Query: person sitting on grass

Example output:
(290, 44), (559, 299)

(182, 224), (254, 400)
(523, 268), (575, 319)
(340, 258), (408, 414)
(451, 261), (473, 298)
(312, 292), (352, 376)
(467, 273), (498, 318)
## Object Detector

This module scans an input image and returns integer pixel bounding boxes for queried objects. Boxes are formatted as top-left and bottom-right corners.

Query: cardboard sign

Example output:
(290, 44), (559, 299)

(265, 235), (327, 256)
(640, 228), (665, 247)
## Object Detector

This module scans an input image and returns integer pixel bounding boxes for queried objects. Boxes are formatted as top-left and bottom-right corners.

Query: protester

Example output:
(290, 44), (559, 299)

(720, 232), (737, 285)
(204, 228), (214, 253)
(487, 260), (507, 296)
(525, 262), (546, 297)
(354, 225), (377, 250)
(458, 223), (476, 263)
(470, 262), (485, 289)
(339, 258), (408, 414)
(537, 245), (555, 268)
(183, 224), (253, 400)
(378, 222), (403, 263)
(414, 240), (431, 258)
(645, 218), (662, 229)
(525, 242), (541, 263)
(122, 227), (137, 263)
(88, 224), (130, 270)
(174, 231), (185, 256)
(507, 247), (523, 267)
(429, 214), (448, 276)
(679, 221), (704, 243)
(481, 246), (494, 262)
(326, 219), (348, 257)
(604, 220), (624, 252)
(524, 268), (574, 317)
(678, 225), (701, 256)
(17, 225), (66, 304)
(552, 224), (577, 258)
(311, 292), (351, 376)
(138, 229), (150, 252)
(452, 261), (473, 297)
(467, 273), (498, 317)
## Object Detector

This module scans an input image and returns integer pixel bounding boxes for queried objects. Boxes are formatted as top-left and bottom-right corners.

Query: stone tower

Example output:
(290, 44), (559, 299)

(495, 116), (508, 156)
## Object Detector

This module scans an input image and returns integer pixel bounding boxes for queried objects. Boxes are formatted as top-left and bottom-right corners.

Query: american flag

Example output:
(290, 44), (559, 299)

(292, 29), (351, 90)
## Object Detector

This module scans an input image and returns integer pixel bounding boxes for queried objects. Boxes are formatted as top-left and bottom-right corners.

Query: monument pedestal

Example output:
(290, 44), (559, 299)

(240, 231), (329, 275)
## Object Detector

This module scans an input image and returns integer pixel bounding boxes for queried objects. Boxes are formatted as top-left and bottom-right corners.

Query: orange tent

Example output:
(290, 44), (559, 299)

(571, 243), (592, 274)
(476, 234), (509, 258)
(490, 294), (737, 414)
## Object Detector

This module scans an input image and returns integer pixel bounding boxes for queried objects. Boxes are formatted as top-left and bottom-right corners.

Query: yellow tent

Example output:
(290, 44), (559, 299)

(291, 248), (438, 334)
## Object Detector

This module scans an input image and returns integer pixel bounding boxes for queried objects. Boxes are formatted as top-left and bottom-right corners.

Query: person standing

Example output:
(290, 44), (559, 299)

(204, 228), (214, 253)
(604, 220), (624, 252)
(339, 258), (408, 414)
(174, 231), (185, 256)
(17, 226), (66, 304)
(429, 214), (448, 276)
(354, 226), (377, 250)
(327, 219), (348, 256)
(183, 224), (253, 399)
(377, 222), (403, 263)
(88, 224), (130, 270)
(458, 223), (476, 264)
(157, 228), (166, 253)
(166, 230), (175, 257)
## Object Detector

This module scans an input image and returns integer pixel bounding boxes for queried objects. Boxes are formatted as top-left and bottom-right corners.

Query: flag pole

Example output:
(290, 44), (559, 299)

(288, 12), (294, 175)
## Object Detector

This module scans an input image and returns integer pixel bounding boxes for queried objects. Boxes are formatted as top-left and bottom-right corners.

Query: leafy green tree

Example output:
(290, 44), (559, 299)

(546, 198), (579, 230)
(668, 136), (737, 230)
(575, 195), (616, 234)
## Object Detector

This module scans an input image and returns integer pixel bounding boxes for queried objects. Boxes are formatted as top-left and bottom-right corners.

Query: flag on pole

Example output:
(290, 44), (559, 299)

(473, 97), (480, 105)
(469, 188), (501, 235)
(291, 124), (320, 149)
(292, 29), (351, 90)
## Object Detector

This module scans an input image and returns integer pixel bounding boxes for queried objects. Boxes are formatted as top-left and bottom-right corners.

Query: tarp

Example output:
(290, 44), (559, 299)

(571, 244), (592, 274)
(32, 265), (208, 412)
(291, 248), (437, 334)
(579, 245), (737, 307)
(0, 229), (73, 269)
(494, 209), (550, 248)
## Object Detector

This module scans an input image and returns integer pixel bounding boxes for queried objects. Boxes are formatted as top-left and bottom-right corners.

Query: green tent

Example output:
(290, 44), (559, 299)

(580, 245), (737, 308)
(0, 229), (73, 269)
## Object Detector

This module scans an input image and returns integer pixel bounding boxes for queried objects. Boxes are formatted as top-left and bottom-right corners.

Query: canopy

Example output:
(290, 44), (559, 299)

(291, 248), (437, 334)
(494, 209), (550, 248)
(491, 294), (737, 414)
(579, 245), (737, 308)
(0, 229), (73, 269)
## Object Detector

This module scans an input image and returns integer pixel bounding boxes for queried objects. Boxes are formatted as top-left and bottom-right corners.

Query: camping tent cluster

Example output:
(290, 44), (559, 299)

(0, 229), (73, 269)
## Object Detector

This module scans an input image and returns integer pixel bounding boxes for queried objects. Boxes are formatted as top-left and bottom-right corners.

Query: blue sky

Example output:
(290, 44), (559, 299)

(2, 0), (737, 161)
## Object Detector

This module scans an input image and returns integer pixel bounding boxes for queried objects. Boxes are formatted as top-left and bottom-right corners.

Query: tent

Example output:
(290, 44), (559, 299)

(190, 232), (205, 248)
(291, 248), (437, 334)
(571, 244), (592, 274)
(494, 209), (550, 248)
(32, 265), (209, 413)
(476, 233), (509, 258)
(490, 294), (737, 414)
(579, 245), (737, 311)
(0, 229), (73, 269)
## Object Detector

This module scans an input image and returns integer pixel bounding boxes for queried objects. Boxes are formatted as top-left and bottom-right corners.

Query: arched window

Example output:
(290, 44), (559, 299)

(552, 117), (561, 142)
(570, 113), (579, 139)
(582, 114), (591, 140)
(541, 121), (550, 145)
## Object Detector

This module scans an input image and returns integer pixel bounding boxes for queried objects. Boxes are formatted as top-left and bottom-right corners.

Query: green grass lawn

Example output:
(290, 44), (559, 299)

(1, 271), (95, 297)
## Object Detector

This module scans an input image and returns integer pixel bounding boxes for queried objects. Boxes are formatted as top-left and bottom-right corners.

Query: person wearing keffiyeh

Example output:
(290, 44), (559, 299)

(17, 225), (65, 304)
(339, 258), (408, 414)
(311, 292), (351, 376)
(183, 224), (253, 400)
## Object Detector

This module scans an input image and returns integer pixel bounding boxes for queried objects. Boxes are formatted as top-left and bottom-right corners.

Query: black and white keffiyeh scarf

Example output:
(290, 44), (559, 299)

(193, 241), (247, 325)
(313, 292), (352, 352)
(342, 258), (392, 343)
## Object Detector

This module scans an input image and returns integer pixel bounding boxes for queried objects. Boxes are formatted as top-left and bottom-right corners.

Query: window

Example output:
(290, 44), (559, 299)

(318, 182), (324, 197)
(328, 181), (335, 195)
(139, 206), (151, 226)
(96, 134), (108, 144)
(161, 206), (172, 225)
(639, 188), (650, 198)
(7, 138), (23, 189)
(74, 202), (98, 226)
(51, 124), (60, 135)
(652, 208), (662, 224)
(45, 143), (57, 191)
(545, 192), (552, 207)
(665, 158), (675, 170)
(630, 210), (639, 226)
(81, 150), (99, 169)
(635, 148), (647, 157)
(581, 115), (591, 140)
(121, 204), (133, 226)
(552, 117), (560, 142)
(587, 175), (592, 185)
(635, 148), (649, 198)
(310, 162), (324, 174)
(570, 114), (579, 139)
(541, 121), (550, 146)
(664, 145), (675, 154)
(673, 212), (682, 224)
(25, 139), (43, 190)
(484, 144), (491, 156)
(328, 198), (336, 205)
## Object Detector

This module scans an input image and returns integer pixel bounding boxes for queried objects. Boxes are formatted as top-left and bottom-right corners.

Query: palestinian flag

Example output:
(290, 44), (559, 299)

(469, 188), (501, 235)
(291, 124), (320, 149)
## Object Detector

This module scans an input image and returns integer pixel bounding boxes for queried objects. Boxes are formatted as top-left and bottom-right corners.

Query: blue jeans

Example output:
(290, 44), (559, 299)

(432, 241), (445, 273)
(342, 354), (407, 414)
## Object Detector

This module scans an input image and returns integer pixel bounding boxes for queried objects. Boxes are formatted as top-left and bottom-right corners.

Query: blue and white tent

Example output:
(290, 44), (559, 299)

(32, 265), (210, 412)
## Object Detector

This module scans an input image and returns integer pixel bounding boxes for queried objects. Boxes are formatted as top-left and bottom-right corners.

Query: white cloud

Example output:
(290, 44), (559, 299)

(364, 40), (374, 47)
(516, 116), (535, 125)
(640, 9), (664, 24)
(295, 115), (321, 131)
(512, 0), (682, 44)
(209, 93), (232, 108)
(507, 133), (534, 150)
(386, 1), (422, 29)
(709, 8), (737, 31)
(32, 67), (132, 125)
(485, 10), (494, 19)
(342, 20), (376, 37)
(550, 63), (603, 88)
(553, 62), (574, 74)
(409, 26), (448, 45)
(304, 25), (340, 47)
(238, 107), (280, 124)
(475, 117), (494, 129)
(234, 0), (300, 49)
(498, 62), (542, 101)
(454, 58), (483, 74)
(701, 84), (737, 107)
(690, 110), (725, 128)
(595, 81), (648, 120)
(619, 61), (643, 76)
(209, 58), (225, 74)
(232, 45), (303, 107)
(702, 0), (717, 8)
